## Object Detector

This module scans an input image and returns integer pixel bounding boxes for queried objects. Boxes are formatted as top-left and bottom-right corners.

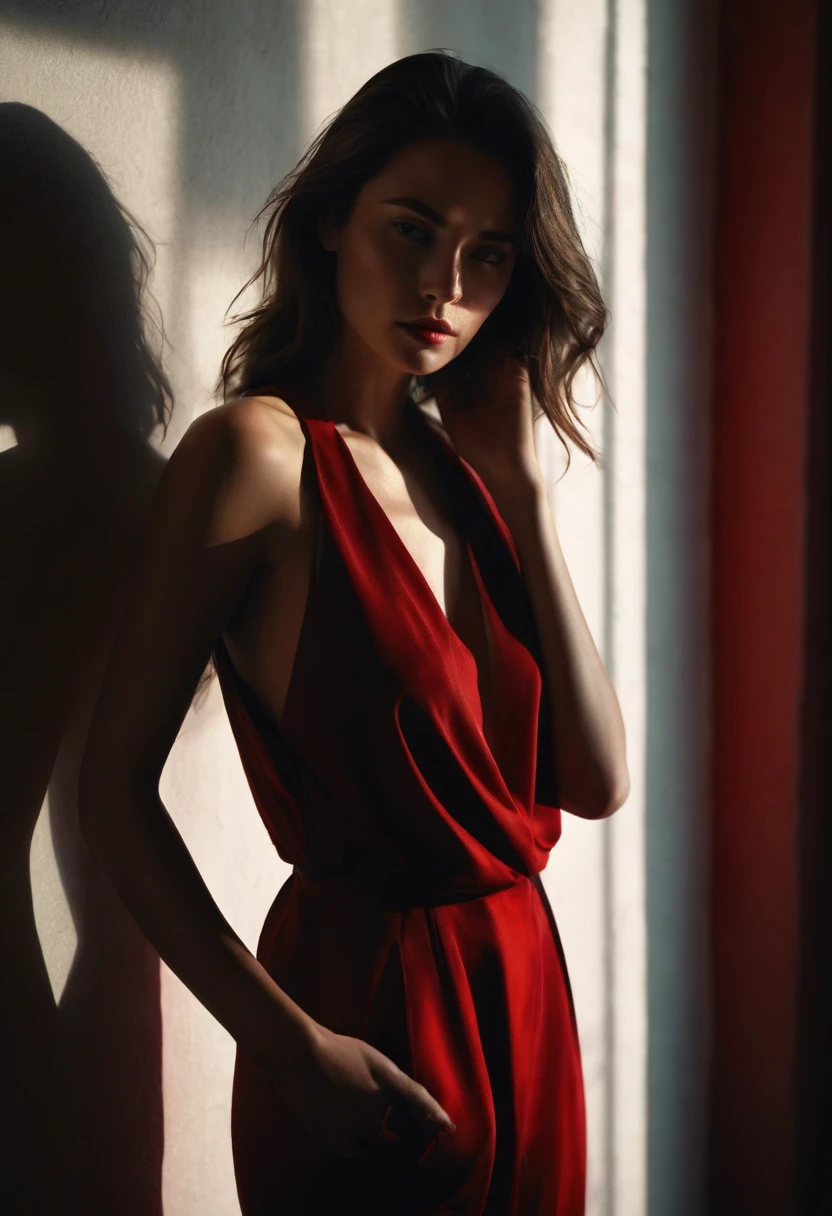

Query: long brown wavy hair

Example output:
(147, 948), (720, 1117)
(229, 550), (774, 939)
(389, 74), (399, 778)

(220, 51), (608, 468)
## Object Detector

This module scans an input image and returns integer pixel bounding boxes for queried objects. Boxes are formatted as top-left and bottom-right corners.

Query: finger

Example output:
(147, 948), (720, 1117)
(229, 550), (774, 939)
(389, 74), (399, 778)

(413, 1080), (457, 1132)
(397, 1077), (456, 1134)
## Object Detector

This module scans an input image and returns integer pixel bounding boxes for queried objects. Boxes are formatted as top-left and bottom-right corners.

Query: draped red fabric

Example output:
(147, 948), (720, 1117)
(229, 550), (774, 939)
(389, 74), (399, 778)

(213, 400), (585, 1214)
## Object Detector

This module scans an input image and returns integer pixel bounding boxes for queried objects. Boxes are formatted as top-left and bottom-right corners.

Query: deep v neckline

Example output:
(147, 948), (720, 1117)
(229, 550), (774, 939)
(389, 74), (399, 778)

(326, 400), (497, 673)
(224, 391), (501, 746)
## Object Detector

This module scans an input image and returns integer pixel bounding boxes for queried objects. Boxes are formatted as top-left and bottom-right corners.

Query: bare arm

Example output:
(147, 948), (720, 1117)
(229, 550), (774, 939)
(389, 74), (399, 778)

(485, 471), (630, 820)
(78, 402), (316, 1075)
(430, 354), (629, 822)
(80, 400), (457, 1154)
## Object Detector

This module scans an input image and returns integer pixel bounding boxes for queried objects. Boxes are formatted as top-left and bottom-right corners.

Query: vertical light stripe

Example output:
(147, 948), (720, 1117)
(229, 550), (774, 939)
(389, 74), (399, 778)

(605, 1), (648, 1212)
(535, 1), (648, 1213)
(298, 0), (399, 144)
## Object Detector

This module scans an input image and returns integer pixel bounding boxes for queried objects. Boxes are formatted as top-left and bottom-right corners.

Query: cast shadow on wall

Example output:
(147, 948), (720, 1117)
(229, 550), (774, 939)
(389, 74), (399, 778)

(0, 103), (170, 1215)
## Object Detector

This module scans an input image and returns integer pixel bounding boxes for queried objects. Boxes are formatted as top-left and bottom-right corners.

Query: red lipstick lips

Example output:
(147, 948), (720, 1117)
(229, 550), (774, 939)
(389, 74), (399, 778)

(397, 317), (456, 346)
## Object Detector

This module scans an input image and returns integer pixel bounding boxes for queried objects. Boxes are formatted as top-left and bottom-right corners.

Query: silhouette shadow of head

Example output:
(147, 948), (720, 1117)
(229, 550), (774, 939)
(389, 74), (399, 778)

(0, 103), (171, 1215)
(0, 101), (172, 444)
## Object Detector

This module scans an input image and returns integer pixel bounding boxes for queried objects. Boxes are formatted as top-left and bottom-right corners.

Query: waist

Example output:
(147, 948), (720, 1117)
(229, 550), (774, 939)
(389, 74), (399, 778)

(291, 860), (529, 912)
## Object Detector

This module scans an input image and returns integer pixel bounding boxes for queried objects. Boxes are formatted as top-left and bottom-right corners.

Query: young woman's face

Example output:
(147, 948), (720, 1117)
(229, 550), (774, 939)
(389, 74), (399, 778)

(321, 138), (519, 377)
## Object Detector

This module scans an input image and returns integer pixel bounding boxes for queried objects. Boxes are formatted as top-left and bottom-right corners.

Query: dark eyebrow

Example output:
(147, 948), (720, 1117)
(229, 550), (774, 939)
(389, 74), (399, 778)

(381, 196), (516, 245)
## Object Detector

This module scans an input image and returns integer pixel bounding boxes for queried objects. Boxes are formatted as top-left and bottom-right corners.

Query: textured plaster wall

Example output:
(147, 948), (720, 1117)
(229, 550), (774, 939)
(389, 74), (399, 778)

(1, 2), (713, 1213)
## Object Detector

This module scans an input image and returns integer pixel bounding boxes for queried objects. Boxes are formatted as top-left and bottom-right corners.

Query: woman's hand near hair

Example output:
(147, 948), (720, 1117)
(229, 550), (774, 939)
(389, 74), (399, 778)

(432, 350), (630, 820)
(431, 347), (540, 485)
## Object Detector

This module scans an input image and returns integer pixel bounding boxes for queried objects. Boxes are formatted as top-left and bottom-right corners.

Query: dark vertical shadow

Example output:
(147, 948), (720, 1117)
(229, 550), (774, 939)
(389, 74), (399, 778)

(795, 3), (831, 1210)
(644, 1), (718, 1214)
(0, 104), (169, 1214)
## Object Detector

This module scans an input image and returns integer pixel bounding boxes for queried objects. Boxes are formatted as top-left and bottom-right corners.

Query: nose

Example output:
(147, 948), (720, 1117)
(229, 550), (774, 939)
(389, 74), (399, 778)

(419, 245), (463, 307)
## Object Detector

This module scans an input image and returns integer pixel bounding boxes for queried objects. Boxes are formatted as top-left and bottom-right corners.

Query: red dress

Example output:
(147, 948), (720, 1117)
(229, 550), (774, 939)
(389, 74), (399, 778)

(213, 399), (586, 1214)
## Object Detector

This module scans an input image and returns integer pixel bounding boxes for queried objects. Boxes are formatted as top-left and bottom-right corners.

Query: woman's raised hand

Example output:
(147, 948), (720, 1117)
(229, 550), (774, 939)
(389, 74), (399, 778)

(430, 349), (542, 490)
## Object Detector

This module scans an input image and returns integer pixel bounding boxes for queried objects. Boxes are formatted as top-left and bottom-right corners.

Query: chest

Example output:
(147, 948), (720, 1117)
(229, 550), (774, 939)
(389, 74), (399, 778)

(338, 429), (497, 737)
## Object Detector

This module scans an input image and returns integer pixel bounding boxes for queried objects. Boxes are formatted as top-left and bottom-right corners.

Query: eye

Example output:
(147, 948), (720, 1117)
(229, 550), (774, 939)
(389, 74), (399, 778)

(392, 220), (431, 244)
(472, 246), (510, 265)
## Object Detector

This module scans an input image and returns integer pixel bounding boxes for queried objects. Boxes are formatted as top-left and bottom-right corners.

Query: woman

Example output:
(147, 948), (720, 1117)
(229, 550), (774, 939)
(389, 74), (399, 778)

(80, 51), (629, 1215)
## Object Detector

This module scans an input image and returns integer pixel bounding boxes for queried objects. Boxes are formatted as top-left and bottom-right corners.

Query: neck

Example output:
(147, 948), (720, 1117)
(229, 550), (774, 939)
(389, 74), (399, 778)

(299, 328), (417, 454)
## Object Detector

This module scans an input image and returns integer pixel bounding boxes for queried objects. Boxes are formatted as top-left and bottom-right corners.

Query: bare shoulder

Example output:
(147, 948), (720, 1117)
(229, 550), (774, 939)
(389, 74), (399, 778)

(155, 395), (307, 549)
(178, 394), (304, 477)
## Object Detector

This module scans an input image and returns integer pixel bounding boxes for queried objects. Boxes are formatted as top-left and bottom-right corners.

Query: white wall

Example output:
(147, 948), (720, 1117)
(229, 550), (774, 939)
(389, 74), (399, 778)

(1, 3), (714, 1212)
